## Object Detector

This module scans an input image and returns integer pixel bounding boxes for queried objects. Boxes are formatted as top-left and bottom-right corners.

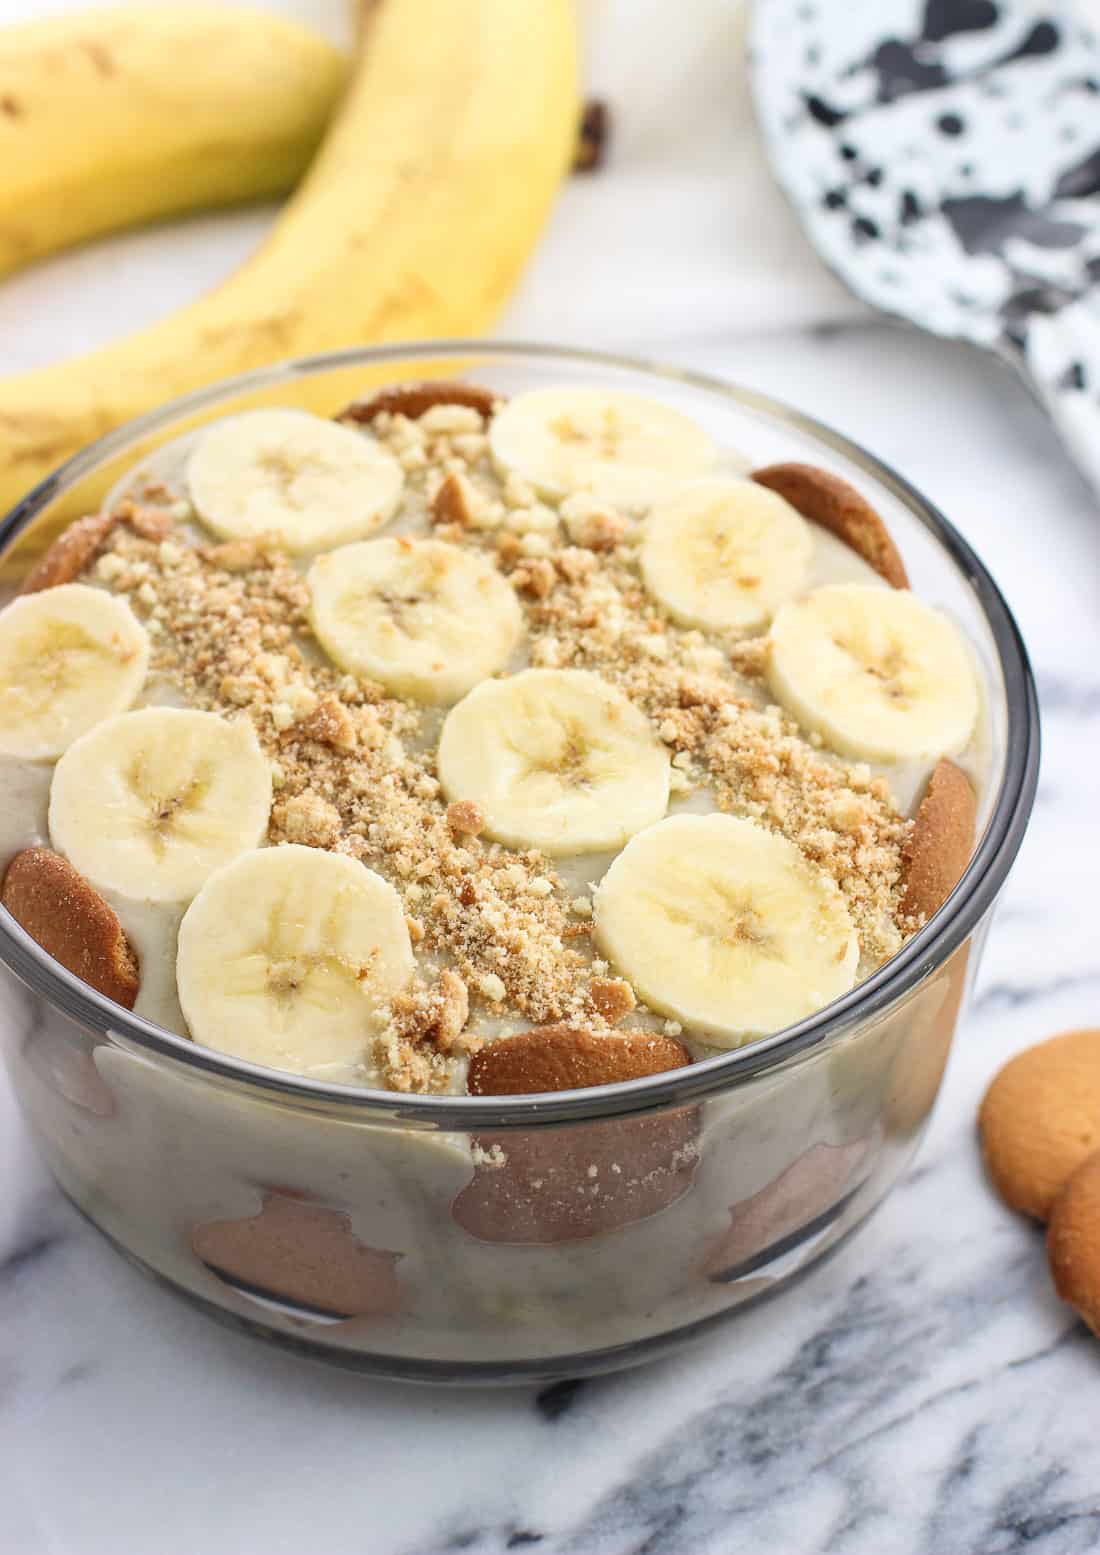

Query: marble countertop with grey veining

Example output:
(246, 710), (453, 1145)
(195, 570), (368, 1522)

(3, 3), (1100, 1551)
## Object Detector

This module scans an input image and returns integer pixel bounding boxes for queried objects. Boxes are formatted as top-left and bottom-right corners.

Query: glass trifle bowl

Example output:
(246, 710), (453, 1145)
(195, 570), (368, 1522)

(0, 343), (1038, 1383)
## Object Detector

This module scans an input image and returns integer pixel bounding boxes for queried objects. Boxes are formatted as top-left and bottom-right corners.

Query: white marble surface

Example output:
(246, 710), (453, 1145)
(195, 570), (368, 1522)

(3, 2), (1100, 1552)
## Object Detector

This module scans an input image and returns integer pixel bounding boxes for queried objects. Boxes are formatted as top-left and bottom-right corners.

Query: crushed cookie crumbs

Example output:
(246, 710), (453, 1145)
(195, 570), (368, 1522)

(589, 977), (636, 1025)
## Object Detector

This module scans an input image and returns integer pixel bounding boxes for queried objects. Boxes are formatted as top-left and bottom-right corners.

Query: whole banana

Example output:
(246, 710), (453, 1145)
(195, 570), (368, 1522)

(0, 0), (579, 516)
(0, 5), (349, 278)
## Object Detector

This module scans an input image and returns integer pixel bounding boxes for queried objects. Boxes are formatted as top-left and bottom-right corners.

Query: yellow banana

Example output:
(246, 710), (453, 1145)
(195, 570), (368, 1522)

(0, 0), (579, 517)
(0, 5), (349, 278)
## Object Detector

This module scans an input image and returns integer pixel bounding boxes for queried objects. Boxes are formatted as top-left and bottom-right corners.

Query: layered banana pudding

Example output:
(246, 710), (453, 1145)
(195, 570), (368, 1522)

(0, 380), (983, 1101)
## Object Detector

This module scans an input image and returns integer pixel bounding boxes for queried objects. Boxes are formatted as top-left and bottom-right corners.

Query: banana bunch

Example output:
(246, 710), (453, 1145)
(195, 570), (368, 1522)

(0, 0), (579, 515)
(0, 5), (350, 280)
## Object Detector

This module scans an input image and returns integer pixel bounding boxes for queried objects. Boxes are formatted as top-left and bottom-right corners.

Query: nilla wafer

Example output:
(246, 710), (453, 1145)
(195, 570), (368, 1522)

(191, 1191), (401, 1318)
(2, 847), (139, 1008)
(704, 1137), (871, 1281)
(467, 1024), (688, 1096)
(19, 512), (115, 595)
(752, 462), (909, 588)
(901, 758), (977, 924)
(979, 1028), (1100, 1221)
(338, 379), (498, 424)
(1047, 1150), (1100, 1337)
(455, 1026), (696, 1244)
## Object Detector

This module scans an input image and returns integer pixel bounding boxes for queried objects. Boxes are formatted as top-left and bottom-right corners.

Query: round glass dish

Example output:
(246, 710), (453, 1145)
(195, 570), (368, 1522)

(0, 342), (1038, 1383)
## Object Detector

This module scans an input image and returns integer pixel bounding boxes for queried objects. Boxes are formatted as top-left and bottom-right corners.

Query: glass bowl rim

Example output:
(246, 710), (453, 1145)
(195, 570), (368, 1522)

(0, 339), (1040, 1126)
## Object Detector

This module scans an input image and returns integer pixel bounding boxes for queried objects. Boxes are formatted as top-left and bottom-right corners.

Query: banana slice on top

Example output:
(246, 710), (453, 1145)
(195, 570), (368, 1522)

(489, 387), (716, 509)
(177, 844), (414, 1077)
(641, 478), (812, 632)
(308, 537), (522, 704)
(0, 583), (149, 760)
(186, 409), (404, 554)
(768, 584), (980, 764)
(437, 668), (670, 855)
(594, 813), (859, 1046)
(49, 707), (272, 902)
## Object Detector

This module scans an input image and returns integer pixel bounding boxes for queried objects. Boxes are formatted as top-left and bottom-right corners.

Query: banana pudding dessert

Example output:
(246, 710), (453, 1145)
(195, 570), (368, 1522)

(0, 380), (983, 1102)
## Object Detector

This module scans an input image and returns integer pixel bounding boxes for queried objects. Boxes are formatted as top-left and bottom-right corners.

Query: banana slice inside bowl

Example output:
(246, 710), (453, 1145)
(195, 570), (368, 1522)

(489, 386), (717, 509)
(308, 537), (523, 705)
(0, 584), (149, 760)
(437, 668), (671, 855)
(187, 408), (404, 554)
(767, 584), (980, 764)
(48, 707), (272, 903)
(176, 844), (414, 1077)
(641, 477), (812, 631)
(594, 813), (859, 1047)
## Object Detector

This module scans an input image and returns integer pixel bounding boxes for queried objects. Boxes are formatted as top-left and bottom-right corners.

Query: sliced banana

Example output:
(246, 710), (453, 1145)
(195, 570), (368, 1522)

(49, 707), (272, 902)
(186, 408), (404, 554)
(594, 813), (858, 1046)
(308, 537), (522, 705)
(0, 583), (148, 760)
(641, 478), (812, 632)
(437, 668), (670, 855)
(768, 584), (980, 764)
(489, 386), (717, 510)
(176, 844), (414, 1077)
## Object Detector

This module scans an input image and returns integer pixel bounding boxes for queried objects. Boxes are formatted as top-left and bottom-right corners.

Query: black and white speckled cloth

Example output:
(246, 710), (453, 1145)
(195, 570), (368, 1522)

(750, 0), (1100, 493)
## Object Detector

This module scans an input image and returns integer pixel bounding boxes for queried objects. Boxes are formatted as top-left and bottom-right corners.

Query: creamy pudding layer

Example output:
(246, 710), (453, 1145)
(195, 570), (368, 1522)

(0, 384), (986, 1095)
